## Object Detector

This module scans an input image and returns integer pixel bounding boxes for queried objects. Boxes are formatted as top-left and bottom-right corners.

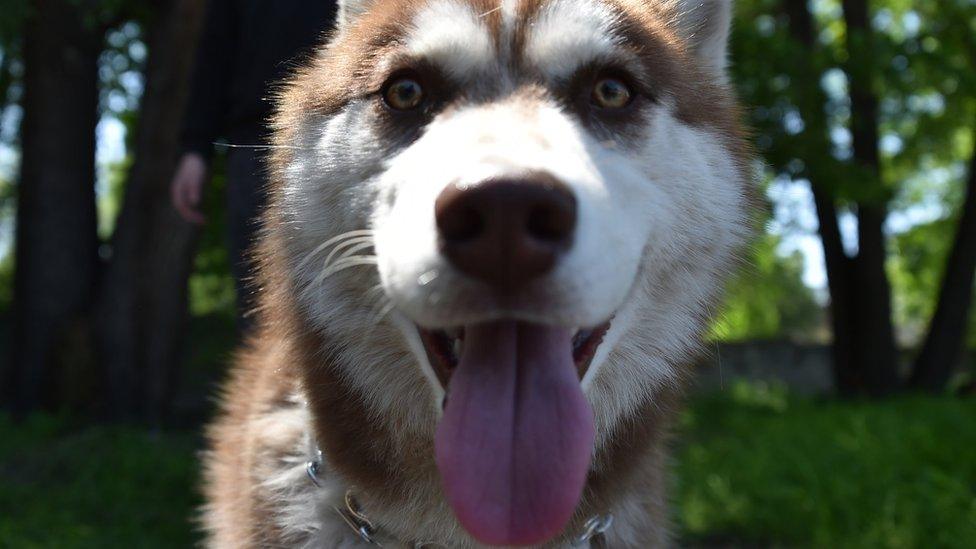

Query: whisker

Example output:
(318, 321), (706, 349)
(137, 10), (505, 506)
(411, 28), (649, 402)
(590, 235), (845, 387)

(364, 283), (394, 326)
(370, 301), (397, 326)
(323, 239), (375, 271)
(364, 284), (388, 306)
(479, 6), (502, 17)
(699, 294), (725, 391)
(214, 142), (311, 151)
(297, 230), (374, 271)
(314, 256), (379, 285)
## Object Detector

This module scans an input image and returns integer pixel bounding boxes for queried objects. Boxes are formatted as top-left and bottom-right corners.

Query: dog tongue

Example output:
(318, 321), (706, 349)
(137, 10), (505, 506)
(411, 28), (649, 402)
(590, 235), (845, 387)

(435, 321), (595, 546)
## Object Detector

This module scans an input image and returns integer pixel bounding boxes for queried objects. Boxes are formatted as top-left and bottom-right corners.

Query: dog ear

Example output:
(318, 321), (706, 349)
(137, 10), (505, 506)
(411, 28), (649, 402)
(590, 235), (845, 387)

(674, 0), (734, 74)
(337, 0), (374, 29)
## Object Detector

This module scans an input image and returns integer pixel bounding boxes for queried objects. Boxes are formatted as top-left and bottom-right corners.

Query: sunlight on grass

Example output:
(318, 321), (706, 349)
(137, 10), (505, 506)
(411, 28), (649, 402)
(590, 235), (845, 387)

(675, 383), (976, 548)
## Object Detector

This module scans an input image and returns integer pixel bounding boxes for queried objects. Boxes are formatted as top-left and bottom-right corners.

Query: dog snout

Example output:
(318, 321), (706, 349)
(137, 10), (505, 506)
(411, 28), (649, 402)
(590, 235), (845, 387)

(435, 173), (577, 291)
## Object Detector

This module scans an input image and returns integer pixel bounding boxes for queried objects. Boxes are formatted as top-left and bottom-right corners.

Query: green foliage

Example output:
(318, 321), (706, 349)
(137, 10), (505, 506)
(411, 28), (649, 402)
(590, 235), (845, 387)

(889, 218), (976, 347)
(188, 153), (236, 318)
(888, 219), (951, 338)
(98, 156), (132, 239)
(712, 233), (823, 341)
(677, 386), (976, 547)
(70, 0), (153, 32)
(100, 22), (146, 117)
(0, 0), (28, 46)
(731, 0), (976, 341)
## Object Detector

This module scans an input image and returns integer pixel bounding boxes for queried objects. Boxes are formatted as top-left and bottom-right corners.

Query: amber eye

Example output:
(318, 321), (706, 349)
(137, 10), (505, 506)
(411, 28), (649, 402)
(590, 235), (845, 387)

(591, 77), (632, 109)
(383, 77), (424, 110)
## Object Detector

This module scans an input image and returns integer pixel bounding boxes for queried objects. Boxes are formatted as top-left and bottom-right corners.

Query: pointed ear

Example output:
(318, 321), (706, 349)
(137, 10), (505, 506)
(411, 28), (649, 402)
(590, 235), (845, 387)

(337, 0), (374, 29)
(674, 0), (734, 74)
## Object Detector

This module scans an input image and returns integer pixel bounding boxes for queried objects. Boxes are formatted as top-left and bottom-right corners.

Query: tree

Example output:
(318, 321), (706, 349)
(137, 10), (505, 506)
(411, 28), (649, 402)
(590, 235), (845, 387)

(910, 131), (976, 391)
(734, 0), (976, 395)
(4, 0), (206, 421)
(761, 0), (899, 396)
(94, 0), (206, 422)
(834, 0), (901, 395)
(7, 0), (103, 414)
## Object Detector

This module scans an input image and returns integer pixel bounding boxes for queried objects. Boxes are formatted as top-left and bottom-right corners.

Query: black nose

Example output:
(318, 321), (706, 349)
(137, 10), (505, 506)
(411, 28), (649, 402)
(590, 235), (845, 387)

(435, 173), (577, 291)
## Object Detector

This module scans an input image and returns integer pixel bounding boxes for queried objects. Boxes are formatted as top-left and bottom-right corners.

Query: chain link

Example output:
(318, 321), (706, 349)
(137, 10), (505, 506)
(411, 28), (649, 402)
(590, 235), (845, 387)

(571, 514), (614, 546)
(310, 448), (611, 547)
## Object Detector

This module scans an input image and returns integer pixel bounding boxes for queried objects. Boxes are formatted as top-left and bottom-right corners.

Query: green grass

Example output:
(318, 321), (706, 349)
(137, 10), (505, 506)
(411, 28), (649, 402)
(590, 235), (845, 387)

(1, 387), (974, 547)
(676, 383), (976, 548)
(0, 415), (201, 548)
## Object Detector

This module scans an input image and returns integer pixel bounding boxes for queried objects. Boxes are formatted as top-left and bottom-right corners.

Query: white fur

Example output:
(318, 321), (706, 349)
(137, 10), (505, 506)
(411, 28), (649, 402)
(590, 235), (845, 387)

(406, 1), (495, 78)
(524, 0), (622, 81)
(674, 0), (734, 74)
(373, 99), (647, 331)
(336, 0), (372, 30)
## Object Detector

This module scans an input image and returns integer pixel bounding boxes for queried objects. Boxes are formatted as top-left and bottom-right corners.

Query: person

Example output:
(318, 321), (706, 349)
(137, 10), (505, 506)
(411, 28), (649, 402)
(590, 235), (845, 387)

(171, 0), (338, 332)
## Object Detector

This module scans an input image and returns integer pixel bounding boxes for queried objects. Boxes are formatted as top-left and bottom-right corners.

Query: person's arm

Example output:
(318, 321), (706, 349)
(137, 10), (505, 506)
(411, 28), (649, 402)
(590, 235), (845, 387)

(171, 152), (208, 224)
(173, 0), (237, 224)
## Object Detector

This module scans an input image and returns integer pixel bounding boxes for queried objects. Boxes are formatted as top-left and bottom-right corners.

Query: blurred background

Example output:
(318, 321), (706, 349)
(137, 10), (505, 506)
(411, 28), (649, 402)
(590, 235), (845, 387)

(0, 0), (974, 546)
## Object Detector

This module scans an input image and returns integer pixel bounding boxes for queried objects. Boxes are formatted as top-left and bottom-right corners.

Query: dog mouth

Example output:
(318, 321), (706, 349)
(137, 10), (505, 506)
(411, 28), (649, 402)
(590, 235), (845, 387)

(418, 321), (610, 389)
(418, 319), (610, 546)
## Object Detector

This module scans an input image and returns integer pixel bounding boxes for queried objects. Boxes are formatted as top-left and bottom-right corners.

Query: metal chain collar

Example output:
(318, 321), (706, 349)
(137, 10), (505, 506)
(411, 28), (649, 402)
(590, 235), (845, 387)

(307, 452), (613, 547)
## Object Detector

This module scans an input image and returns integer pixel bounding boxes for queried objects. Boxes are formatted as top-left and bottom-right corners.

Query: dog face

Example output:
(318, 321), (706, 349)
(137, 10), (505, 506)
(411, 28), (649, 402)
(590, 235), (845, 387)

(270, 0), (750, 544)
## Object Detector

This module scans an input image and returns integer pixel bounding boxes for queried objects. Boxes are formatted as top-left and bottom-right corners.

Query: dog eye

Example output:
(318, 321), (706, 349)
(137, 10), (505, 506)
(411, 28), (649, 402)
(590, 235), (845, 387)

(383, 77), (424, 110)
(591, 77), (632, 109)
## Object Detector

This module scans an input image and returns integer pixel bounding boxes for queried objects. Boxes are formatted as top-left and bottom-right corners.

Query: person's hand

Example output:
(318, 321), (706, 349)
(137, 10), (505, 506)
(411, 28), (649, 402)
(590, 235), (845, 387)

(171, 152), (208, 224)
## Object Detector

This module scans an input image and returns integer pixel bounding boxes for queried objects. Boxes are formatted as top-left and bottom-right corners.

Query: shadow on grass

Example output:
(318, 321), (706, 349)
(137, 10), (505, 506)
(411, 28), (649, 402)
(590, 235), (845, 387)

(0, 415), (201, 547)
(171, 313), (239, 427)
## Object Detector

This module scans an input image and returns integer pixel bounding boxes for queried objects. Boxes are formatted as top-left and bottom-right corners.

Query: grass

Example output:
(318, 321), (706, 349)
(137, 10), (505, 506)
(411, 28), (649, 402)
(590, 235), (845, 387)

(677, 383), (976, 548)
(1, 386), (974, 547)
(0, 415), (201, 548)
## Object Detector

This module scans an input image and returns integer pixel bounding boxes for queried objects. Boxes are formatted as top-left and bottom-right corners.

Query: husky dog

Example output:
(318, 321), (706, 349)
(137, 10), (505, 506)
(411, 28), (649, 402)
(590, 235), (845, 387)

(202, 0), (752, 546)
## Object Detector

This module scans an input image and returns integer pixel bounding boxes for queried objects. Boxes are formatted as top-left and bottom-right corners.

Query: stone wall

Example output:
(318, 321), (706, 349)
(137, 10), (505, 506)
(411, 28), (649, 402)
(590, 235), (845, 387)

(692, 341), (975, 395)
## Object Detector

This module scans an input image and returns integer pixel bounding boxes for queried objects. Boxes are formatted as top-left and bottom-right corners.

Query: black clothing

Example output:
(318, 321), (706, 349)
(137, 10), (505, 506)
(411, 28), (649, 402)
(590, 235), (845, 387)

(180, 0), (338, 331)
(225, 147), (266, 333)
(180, 0), (338, 159)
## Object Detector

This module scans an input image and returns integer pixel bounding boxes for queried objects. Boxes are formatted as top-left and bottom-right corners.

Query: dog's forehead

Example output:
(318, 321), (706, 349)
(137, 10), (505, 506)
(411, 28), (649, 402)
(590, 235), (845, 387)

(394, 0), (646, 79)
(402, 0), (498, 77)
(521, 0), (622, 78)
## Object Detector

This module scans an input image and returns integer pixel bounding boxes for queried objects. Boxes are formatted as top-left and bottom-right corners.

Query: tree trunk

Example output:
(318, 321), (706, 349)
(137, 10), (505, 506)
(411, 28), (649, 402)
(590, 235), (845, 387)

(783, 0), (901, 396)
(810, 188), (860, 392)
(94, 0), (206, 423)
(5, 0), (101, 414)
(840, 0), (900, 396)
(910, 138), (976, 391)
(782, 0), (868, 394)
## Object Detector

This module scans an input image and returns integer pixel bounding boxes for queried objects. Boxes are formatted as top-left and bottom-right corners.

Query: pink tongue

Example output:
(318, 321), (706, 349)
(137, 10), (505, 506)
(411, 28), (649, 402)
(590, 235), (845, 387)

(435, 321), (595, 546)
